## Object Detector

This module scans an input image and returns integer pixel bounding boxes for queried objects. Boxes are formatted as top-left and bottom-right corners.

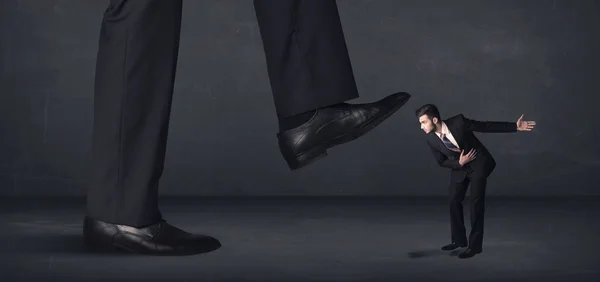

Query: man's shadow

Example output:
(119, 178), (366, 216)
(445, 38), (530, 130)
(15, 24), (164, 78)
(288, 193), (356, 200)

(407, 248), (463, 259)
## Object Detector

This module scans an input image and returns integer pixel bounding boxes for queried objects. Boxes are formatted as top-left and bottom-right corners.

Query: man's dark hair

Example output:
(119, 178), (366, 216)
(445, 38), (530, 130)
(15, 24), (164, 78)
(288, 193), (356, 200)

(415, 104), (441, 120)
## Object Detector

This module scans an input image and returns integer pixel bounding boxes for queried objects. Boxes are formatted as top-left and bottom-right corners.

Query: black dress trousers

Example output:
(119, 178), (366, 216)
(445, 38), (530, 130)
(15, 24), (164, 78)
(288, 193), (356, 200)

(87, 0), (359, 227)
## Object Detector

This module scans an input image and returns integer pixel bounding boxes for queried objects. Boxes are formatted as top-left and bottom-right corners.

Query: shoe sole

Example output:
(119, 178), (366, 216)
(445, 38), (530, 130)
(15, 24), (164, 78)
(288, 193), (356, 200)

(441, 243), (468, 251)
(280, 92), (410, 170)
(84, 237), (222, 256)
(441, 246), (467, 251)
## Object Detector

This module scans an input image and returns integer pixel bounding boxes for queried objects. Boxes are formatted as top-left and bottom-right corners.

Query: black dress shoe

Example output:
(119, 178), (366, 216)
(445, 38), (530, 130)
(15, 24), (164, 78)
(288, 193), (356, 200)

(441, 242), (467, 251)
(83, 216), (221, 256)
(457, 247), (482, 259)
(277, 92), (411, 170)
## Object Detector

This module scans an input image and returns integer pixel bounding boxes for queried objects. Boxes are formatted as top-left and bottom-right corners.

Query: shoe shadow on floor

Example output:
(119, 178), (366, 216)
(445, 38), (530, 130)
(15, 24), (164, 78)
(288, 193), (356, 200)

(407, 248), (464, 259)
(0, 232), (222, 257)
(407, 248), (445, 259)
(0, 233), (89, 255)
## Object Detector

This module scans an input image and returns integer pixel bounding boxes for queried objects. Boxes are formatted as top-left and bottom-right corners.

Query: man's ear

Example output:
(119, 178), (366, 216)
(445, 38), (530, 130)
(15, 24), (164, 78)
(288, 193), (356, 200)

(432, 117), (438, 124)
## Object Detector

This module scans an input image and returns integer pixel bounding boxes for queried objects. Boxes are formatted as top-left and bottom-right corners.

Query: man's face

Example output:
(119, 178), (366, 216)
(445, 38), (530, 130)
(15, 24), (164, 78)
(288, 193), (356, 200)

(418, 115), (437, 134)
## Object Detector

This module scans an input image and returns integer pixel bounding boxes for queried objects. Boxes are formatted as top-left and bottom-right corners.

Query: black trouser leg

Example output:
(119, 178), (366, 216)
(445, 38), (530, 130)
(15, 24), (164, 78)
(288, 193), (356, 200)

(253, 0), (359, 118)
(87, 0), (360, 227)
(467, 177), (488, 251)
(86, 0), (183, 227)
(449, 178), (469, 245)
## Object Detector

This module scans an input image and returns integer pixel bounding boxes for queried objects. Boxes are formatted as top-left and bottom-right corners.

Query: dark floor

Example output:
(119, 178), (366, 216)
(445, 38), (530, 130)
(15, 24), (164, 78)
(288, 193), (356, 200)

(0, 196), (598, 282)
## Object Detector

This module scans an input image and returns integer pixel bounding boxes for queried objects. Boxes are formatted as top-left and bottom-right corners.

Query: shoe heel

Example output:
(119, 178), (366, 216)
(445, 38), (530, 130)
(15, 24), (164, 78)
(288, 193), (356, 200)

(279, 143), (328, 170)
(83, 217), (118, 252)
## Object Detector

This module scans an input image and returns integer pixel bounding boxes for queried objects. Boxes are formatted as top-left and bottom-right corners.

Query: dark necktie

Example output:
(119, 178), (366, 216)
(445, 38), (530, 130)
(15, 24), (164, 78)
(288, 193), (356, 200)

(441, 134), (460, 152)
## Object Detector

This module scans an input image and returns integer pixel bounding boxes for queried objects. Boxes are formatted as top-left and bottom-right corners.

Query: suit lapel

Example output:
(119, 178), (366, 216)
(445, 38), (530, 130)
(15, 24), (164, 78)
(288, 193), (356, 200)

(444, 118), (465, 149)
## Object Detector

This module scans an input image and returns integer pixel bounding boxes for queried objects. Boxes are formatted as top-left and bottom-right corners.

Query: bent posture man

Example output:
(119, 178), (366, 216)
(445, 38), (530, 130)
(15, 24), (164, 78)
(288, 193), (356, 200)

(415, 104), (535, 259)
(83, 0), (411, 255)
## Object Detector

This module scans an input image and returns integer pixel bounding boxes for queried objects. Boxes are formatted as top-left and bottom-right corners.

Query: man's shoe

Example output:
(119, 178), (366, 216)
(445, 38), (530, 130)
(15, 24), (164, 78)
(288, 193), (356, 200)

(277, 92), (411, 170)
(83, 216), (221, 256)
(457, 247), (482, 259)
(441, 242), (467, 251)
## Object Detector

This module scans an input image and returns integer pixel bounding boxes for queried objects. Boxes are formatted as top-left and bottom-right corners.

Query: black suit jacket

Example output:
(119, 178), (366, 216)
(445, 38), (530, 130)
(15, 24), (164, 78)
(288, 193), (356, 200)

(426, 114), (517, 182)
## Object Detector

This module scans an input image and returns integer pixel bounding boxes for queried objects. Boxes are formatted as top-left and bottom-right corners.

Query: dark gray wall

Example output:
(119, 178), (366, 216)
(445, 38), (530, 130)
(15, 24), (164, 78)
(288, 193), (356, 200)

(1, 0), (599, 196)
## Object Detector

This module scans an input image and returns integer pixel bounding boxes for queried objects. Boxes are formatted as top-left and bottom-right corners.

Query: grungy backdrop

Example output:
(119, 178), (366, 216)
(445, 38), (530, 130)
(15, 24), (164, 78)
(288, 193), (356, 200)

(0, 0), (599, 196)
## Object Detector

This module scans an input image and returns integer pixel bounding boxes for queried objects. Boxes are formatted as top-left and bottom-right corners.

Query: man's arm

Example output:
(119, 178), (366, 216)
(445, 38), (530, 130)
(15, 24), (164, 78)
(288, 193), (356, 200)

(428, 141), (463, 169)
(459, 114), (517, 133)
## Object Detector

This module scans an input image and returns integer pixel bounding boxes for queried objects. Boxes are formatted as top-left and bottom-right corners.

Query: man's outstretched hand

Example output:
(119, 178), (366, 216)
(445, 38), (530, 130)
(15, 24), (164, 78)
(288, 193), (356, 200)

(516, 114), (536, 131)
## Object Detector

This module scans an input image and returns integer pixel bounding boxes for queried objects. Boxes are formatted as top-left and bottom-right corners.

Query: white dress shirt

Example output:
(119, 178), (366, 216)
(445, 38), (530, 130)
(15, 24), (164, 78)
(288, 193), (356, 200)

(435, 121), (461, 151)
